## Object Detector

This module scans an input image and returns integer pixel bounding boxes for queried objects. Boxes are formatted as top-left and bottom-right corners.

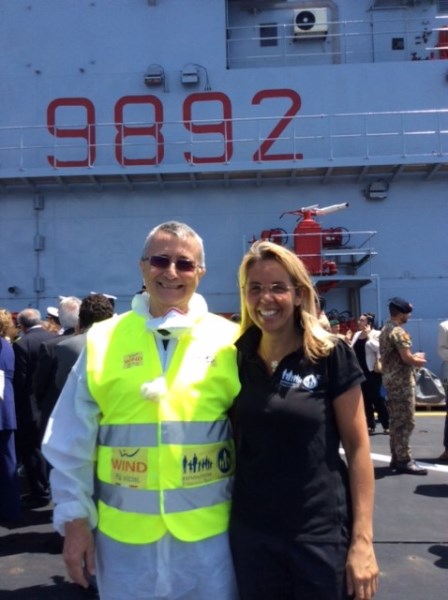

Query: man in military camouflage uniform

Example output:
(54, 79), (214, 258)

(379, 297), (428, 475)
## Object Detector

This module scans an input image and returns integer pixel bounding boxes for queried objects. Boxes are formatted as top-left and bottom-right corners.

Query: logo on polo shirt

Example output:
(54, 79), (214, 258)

(302, 374), (319, 390)
(279, 370), (320, 391)
(279, 369), (302, 389)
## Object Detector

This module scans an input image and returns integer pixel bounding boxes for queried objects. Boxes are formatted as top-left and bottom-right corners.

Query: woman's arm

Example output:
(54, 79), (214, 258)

(334, 384), (379, 600)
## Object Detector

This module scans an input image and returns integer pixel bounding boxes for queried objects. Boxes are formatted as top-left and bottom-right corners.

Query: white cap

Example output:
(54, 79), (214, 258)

(46, 306), (59, 319)
(90, 291), (117, 300)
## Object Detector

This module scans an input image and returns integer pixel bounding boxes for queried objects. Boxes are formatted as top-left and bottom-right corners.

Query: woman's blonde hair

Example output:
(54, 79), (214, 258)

(238, 240), (336, 362)
(0, 308), (17, 340)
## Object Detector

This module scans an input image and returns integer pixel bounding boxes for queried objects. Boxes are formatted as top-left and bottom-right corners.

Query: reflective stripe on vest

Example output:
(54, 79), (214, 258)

(98, 423), (158, 447)
(162, 419), (232, 445)
(97, 420), (234, 514)
(98, 420), (232, 447)
(98, 476), (232, 515)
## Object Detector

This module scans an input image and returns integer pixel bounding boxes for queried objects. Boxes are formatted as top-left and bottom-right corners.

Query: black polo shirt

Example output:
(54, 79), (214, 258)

(231, 327), (364, 542)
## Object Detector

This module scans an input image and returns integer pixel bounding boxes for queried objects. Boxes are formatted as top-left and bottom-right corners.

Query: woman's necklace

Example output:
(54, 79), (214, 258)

(259, 335), (301, 374)
(259, 348), (281, 373)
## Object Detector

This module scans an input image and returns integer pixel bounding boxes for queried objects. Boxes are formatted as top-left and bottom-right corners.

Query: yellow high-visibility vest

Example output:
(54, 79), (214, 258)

(86, 310), (240, 544)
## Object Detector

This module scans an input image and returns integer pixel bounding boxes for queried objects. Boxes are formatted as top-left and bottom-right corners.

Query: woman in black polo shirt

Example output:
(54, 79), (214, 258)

(230, 240), (378, 600)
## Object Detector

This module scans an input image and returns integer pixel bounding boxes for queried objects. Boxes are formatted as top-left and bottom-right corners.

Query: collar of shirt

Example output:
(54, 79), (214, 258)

(131, 291), (208, 340)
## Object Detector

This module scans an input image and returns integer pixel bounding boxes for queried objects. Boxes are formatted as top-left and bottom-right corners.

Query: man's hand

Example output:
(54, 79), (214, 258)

(63, 518), (95, 589)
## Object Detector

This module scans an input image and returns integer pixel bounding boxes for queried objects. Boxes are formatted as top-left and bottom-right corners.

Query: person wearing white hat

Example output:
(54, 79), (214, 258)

(45, 306), (60, 333)
(47, 306), (59, 319)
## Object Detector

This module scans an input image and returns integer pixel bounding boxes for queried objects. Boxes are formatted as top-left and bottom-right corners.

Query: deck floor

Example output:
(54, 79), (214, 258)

(1, 411), (447, 599)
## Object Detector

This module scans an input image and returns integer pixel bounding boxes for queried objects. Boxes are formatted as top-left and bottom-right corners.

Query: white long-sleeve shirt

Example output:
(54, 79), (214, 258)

(350, 329), (381, 372)
(42, 349), (99, 533)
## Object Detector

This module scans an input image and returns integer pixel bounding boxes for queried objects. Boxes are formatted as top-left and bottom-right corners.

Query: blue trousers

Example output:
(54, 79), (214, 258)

(0, 430), (21, 520)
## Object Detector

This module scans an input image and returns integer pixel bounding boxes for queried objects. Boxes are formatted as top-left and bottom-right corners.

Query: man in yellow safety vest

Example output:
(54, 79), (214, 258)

(43, 221), (241, 600)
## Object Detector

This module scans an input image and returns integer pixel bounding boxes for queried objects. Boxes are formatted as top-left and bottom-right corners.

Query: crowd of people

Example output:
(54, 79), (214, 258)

(0, 294), (115, 519)
(0, 220), (447, 600)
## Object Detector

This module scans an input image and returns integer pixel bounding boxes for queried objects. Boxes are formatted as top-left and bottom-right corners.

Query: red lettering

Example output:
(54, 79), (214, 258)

(114, 95), (164, 166)
(45, 89), (303, 169)
(47, 98), (96, 167)
(183, 92), (233, 164)
(252, 89), (303, 162)
(111, 459), (147, 473)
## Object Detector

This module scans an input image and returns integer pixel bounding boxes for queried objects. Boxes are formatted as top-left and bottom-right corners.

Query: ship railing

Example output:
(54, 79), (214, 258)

(292, 229), (377, 277)
(226, 15), (448, 67)
(244, 230), (377, 278)
(1, 109), (448, 174)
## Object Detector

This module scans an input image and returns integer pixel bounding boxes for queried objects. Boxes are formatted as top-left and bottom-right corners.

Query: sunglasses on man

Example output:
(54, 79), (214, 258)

(142, 255), (202, 273)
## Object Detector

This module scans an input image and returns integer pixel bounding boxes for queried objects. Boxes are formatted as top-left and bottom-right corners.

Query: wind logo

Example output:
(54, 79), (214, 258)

(111, 447), (148, 489)
(111, 458), (148, 473)
(119, 448), (140, 458)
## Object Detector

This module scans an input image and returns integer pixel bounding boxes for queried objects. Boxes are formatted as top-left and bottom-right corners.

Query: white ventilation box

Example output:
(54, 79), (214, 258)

(293, 8), (329, 38)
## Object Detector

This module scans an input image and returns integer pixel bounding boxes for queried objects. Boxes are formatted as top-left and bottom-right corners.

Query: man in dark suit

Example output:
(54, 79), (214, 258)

(13, 308), (58, 508)
(54, 292), (114, 396)
(53, 293), (114, 396)
(33, 296), (81, 442)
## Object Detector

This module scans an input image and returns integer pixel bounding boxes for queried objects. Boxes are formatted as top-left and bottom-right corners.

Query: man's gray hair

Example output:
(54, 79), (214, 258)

(58, 296), (82, 330)
(17, 308), (42, 329)
(141, 221), (205, 267)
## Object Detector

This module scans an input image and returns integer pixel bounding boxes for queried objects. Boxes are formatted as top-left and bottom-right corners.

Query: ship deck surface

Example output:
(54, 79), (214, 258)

(1, 411), (447, 599)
